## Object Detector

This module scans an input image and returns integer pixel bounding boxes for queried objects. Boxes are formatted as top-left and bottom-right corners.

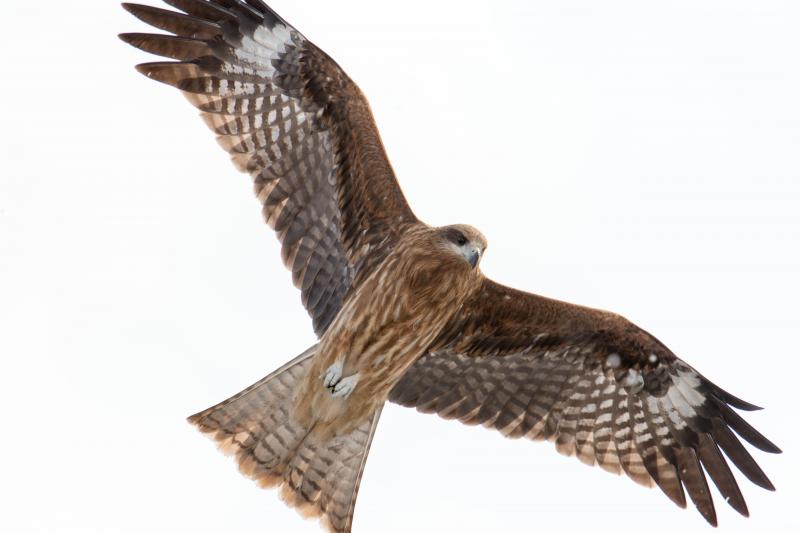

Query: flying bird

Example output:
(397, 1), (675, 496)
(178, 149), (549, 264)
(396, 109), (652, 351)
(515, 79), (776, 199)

(120, 1), (780, 531)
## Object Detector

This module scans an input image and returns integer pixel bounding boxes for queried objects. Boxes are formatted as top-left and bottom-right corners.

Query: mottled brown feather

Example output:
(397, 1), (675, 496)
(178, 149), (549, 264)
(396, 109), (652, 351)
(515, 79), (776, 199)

(122, 0), (417, 335)
(391, 278), (779, 525)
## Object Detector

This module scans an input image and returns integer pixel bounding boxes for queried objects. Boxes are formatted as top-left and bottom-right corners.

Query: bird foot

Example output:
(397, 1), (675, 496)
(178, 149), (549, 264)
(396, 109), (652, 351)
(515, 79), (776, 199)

(332, 373), (360, 398)
(320, 361), (359, 398)
(321, 361), (343, 389)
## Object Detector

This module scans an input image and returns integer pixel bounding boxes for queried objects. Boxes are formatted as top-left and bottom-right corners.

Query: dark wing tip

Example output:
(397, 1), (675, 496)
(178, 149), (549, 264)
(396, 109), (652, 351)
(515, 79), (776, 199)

(134, 61), (175, 82)
(164, 0), (236, 23)
(708, 381), (763, 411)
(716, 399), (782, 454)
(119, 32), (143, 46)
(766, 442), (783, 455)
(122, 2), (172, 25)
(728, 399), (763, 412)
(120, 32), (210, 61)
(697, 433), (750, 518)
(710, 419), (777, 493)
(132, 61), (200, 88)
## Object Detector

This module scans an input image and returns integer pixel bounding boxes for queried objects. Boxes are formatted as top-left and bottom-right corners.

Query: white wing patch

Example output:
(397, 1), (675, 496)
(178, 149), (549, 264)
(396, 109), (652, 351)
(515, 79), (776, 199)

(235, 24), (295, 76)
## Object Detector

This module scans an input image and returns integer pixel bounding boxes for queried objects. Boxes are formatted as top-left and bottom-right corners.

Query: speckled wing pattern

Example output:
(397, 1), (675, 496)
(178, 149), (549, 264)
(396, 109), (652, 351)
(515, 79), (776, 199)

(390, 279), (780, 526)
(120, 0), (416, 335)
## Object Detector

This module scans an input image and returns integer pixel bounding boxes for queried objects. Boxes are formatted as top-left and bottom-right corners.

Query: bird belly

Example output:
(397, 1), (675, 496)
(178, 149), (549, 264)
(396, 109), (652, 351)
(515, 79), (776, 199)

(296, 319), (438, 438)
(293, 243), (474, 438)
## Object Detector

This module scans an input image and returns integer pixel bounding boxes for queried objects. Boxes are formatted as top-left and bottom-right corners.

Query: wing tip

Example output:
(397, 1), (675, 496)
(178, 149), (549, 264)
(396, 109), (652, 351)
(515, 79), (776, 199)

(121, 2), (169, 26)
(763, 480), (777, 492)
(707, 387), (781, 455)
(118, 32), (143, 47)
(716, 386), (764, 412)
(699, 500), (719, 528)
(765, 442), (783, 455)
(120, 2), (138, 14)
(132, 61), (200, 88)
(134, 61), (167, 80)
(121, 32), (211, 62)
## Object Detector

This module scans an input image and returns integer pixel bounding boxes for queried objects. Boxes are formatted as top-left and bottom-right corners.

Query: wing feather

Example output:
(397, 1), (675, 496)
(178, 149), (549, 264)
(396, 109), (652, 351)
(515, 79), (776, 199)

(391, 278), (779, 525)
(122, 1), (417, 335)
(122, 2), (223, 38)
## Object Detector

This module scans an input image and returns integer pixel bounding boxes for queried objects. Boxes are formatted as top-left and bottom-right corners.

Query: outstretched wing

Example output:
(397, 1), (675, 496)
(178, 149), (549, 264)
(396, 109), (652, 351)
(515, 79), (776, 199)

(121, 0), (417, 335)
(390, 278), (780, 526)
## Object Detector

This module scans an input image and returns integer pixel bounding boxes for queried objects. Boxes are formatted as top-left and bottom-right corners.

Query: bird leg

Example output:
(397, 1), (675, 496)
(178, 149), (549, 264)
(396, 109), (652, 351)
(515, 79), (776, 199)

(321, 361), (360, 399)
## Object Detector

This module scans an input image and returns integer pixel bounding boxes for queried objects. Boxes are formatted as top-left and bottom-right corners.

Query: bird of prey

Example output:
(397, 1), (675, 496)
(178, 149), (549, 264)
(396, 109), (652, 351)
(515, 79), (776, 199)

(121, 1), (779, 532)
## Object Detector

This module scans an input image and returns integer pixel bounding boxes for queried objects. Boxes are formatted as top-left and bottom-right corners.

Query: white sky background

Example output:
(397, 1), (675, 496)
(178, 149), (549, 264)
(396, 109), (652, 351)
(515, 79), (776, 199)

(1, 0), (799, 531)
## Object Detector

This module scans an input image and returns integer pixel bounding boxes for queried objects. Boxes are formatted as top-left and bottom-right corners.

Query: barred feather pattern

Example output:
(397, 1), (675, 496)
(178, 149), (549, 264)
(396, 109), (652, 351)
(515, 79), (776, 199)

(391, 279), (780, 526)
(121, 0), (416, 335)
(189, 345), (383, 533)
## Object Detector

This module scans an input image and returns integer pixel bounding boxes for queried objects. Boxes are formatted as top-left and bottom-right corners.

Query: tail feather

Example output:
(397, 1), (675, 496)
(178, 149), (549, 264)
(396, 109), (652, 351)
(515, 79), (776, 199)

(188, 346), (316, 487)
(188, 345), (382, 533)
(282, 406), (383, 532)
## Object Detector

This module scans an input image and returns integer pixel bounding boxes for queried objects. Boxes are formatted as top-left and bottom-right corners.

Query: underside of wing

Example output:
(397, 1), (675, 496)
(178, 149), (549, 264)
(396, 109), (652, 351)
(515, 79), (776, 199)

(121, 1), (417, 335)
(391, 279), (780, 525)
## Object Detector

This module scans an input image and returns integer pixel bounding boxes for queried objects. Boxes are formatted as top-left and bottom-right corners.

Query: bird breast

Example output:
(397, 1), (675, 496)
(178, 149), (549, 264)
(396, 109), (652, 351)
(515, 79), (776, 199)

(310, 234), (477, 414)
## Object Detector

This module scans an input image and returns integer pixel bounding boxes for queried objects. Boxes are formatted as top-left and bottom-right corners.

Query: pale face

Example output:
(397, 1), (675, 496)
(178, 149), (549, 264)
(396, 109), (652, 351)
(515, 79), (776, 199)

(438, 224), (488, 269)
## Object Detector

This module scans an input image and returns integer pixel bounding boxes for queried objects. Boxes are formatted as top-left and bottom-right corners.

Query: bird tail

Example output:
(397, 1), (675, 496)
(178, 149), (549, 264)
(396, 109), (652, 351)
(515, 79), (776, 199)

(188, 344), (382, 533)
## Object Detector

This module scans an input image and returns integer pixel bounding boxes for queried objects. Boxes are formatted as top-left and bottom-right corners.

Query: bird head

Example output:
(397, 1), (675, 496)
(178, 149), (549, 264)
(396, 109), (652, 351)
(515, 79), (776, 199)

(438, 224), (487, 269)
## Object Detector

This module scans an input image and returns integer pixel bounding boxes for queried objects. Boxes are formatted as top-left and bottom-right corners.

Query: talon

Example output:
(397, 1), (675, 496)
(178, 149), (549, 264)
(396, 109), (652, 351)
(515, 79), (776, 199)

(331, 373), (360, 399)
(321, 361), (343, 390)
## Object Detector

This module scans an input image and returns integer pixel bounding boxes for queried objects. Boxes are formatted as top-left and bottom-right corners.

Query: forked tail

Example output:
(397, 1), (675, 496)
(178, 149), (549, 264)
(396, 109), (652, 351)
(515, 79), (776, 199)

(188, 345), (383, 533)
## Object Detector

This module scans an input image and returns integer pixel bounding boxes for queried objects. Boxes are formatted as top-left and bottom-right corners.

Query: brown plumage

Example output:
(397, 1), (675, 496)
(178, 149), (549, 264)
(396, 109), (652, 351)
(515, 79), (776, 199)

(121, 2), (780, 532)
(296, 224), (485, 439)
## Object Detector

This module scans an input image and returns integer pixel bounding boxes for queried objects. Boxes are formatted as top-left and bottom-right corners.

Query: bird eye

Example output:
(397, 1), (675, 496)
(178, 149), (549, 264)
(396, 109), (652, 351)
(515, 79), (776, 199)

(444, 228), (469, 246)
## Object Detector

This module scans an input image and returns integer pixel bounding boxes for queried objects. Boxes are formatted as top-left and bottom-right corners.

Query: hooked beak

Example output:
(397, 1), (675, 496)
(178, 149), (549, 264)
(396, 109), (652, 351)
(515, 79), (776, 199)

(467, 247), (481, 269)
